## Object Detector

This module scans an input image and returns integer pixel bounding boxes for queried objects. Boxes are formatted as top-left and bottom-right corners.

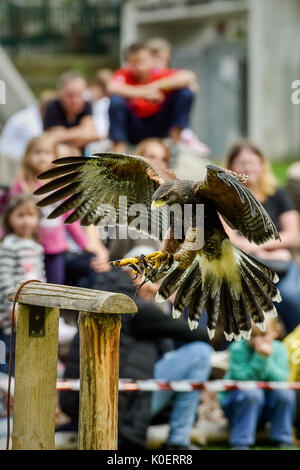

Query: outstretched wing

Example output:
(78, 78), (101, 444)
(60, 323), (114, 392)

(195, 164), (279, 244)
(34, 153), (171, 239)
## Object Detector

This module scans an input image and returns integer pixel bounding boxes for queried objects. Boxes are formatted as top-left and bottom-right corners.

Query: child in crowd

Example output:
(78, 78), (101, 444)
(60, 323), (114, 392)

(146, 37), (210, 156)
(136, 138), (171, 170)
(219, 317), (295, 449)
(0, 194), (45, 373)
(9, 133), (90, 284)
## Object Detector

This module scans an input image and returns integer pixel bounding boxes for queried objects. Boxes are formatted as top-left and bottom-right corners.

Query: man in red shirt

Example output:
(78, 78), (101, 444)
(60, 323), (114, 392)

(107, 42), (197, 153)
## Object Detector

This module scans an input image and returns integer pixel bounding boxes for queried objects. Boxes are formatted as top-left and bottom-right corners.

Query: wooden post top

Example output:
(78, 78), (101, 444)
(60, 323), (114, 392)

(8, 281), (137, 315)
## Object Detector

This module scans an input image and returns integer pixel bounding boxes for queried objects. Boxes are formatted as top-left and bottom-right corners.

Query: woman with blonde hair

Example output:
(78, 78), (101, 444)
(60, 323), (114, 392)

(224, 139), (300, 333)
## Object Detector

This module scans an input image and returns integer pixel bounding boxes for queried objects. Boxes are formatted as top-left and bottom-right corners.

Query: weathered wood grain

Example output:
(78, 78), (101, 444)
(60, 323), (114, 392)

(12, 304), (59, 450)
(78, 312), (121, 450)
(8, 281), (137, 451)
(8, 281), (137, 315)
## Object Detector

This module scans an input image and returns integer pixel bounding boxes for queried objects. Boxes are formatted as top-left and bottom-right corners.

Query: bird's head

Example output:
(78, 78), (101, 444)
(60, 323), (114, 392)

(152, 180), (195, 208)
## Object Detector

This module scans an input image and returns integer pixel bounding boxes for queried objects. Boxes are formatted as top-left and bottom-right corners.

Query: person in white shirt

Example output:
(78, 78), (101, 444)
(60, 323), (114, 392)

(0, 90), (57, 182)
(0, 105), (42, 161)
(85, 69), (113, 155)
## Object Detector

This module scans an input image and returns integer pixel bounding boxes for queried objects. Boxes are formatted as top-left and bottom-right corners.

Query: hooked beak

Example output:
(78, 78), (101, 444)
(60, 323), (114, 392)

(151, 200), (166, 209)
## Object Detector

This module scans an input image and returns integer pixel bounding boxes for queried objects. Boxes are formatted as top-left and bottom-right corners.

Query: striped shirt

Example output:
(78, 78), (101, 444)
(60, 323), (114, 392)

(0, 234), (45, 330)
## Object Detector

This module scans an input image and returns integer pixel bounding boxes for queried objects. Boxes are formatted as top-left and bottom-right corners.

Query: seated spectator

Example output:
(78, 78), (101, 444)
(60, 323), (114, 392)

(224, 139), (300, 334)
(9, 134), (107, 284)
(136, 138), (171, 170)
(0, 90), (56, 182)
(146, 37), (210, 156)
(107, 41), (196, 153)
(43, 71), (100, 152)
(0, 194), (45, 374)
(219, 317), (295, 449)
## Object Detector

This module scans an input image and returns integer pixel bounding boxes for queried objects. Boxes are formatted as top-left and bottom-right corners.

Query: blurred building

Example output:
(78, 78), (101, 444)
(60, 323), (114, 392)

(121, 0), (300, 160)
(0, 47), (37, 124)
(0, 0), (121, 124)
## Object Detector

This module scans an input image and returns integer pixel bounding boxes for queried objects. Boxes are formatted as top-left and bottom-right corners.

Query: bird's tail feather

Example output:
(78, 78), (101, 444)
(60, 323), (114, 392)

(172, 265), (201, 319)
(159, 244), (280, 341)
(155, 257), (199, 304)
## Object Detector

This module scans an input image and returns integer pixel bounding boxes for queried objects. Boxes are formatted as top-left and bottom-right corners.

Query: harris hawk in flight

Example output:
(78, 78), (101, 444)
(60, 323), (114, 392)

(34, 153), (281, 341)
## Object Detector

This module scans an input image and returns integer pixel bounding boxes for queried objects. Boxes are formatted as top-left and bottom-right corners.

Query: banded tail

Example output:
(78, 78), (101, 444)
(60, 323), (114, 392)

(155, 240), (281, 341)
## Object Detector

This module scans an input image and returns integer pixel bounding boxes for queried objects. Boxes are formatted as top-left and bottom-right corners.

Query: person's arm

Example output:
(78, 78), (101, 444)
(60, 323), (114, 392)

(262, 341), (290, 382)
(49, 116), (101, 147)
(228, 339), (290, 381)
(84, 226), (110, 273)
(65, 220), (89, 251)
(221, 219), (261, 254)
(259, 210), (300, 251)
(131, 299), (210, 343)
(107, 79), (164, 101)
(107, 70), (197, 100)
(84, 226), (109, 256)
(228, 341), (272, 381)
(222, 210), (300, 253)
(149, 69), (198, 92)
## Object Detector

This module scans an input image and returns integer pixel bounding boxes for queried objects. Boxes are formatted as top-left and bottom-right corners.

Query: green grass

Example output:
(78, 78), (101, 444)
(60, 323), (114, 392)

(215, 161), (293, 187)
(271, 161), (293, 186)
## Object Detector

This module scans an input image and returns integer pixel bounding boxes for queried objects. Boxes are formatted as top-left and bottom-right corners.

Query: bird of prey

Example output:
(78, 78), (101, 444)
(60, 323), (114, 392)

(34, 153), (281, 341)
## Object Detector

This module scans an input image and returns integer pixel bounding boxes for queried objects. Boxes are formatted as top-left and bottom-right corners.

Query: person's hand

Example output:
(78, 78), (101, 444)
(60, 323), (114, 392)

(90, 256), (111, 273)
(253, 336), (273, 357)
(48, 127), (68, 142)
(138, 85), (165, 103)
(137, 282), (158, 301)
(86, 243), (109, 260)
(89, 249), (111, 273)
(228, 234), (260, 255)
(131, 273), (159, 301)
(254, 247), (292, 262)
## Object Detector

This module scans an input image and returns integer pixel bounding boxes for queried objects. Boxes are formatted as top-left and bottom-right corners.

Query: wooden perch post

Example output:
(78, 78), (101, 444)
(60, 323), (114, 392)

(8, 281), (137, 450)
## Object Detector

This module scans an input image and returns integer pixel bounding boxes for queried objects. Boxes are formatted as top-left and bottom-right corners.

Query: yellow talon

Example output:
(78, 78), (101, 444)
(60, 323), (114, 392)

(144, 251), (170, 270)
(144, 251), (165, 261)
(112, 257), (140, 268)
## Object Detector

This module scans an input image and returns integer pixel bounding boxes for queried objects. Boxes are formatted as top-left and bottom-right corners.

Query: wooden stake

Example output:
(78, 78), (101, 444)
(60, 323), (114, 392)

(8, 281), (137, 450)
(12, 304), (59, 450)
(78, 312), (121, 450)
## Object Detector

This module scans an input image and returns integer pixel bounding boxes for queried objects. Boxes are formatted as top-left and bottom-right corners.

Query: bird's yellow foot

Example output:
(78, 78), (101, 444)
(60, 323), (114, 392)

(112, 256), (144, 277)
(144, 251), (173, 270)
(112, 257), (140, 268)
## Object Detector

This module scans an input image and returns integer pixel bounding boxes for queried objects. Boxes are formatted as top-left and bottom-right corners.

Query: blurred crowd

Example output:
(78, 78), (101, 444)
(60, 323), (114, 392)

(0, 38), (300, 450)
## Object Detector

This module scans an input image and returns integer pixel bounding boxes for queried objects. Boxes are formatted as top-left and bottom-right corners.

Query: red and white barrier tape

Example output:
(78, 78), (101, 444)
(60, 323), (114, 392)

(1, 377), (299, 394)
(56, 379), (300, 392)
